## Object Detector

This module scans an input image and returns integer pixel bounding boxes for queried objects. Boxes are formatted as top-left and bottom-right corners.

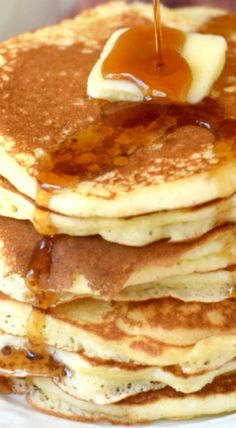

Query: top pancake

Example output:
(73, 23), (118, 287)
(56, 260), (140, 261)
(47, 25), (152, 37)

(0, 2), (232, 218)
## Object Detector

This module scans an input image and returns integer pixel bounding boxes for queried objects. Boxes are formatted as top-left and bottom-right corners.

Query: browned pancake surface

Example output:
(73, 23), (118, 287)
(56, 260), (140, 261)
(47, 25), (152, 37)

(121, 372), (236, 404)
(50, 297), (236, 347)
(0, 8), (234, 196)
(0, 216), (232, 299)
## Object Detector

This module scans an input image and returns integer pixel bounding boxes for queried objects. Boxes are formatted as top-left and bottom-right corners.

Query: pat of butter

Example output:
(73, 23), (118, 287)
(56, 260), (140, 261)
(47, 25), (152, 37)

(87, 28), (227, 104)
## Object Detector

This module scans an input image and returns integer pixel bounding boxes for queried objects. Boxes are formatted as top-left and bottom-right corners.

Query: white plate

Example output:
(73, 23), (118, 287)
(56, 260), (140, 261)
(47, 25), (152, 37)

(1, 395), (236, 428)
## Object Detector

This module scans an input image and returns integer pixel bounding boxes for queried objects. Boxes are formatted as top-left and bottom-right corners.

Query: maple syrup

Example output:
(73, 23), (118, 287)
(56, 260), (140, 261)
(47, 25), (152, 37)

(26, 237), (58, 357)
(200, 14), (236, 38)
(0, 377), (12, 394)
(0, 346), (63, 378)
(37, 97), (226, 182)
(38, 98), (218, 183)
(153, 0), (163, 66)
(27, 308), (46, 350)
(26, 237), (57, 309)
(34, 208), (58, 237)
(102, 0), (192, 102)
(102, 26), (192, 103)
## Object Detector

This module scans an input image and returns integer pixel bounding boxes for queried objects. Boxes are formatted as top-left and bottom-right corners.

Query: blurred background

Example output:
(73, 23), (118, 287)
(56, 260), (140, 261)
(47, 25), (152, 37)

(0, 0), (234, 41)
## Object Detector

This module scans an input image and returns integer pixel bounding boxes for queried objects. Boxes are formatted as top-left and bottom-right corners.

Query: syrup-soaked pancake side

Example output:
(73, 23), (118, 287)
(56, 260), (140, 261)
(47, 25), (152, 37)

(26, 237), (59, 309)
(26, 239), (61, 356)
(0, 346), (63, 378)
(0, 377), (12, 394)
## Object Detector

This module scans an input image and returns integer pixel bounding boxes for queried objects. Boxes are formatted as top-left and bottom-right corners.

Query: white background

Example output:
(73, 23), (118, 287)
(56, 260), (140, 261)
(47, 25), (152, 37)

(1, 394), (236, 428)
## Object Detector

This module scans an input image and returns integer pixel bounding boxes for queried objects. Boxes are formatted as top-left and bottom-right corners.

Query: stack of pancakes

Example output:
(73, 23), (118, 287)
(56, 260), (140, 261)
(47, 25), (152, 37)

(0, 1), (235, 424)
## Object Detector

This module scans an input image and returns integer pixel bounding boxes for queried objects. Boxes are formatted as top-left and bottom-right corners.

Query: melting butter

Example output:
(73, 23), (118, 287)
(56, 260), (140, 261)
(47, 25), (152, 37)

(87, 27), (227, 104)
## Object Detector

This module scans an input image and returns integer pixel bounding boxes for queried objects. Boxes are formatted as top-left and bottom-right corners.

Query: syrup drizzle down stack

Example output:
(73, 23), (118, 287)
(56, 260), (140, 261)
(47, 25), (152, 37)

(153, 0), (163, 66)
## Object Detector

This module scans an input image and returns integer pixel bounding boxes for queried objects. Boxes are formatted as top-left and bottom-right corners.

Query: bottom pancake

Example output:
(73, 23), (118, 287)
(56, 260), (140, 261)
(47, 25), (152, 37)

(3, 332), (236, 404)
(29, 374), (236, 424)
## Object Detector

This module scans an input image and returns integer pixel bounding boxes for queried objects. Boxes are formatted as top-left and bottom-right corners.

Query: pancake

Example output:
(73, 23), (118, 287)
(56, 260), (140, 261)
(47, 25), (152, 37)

(4, 266), (236, 305)
(0, 217), (236, 303)
(2, 295), (236, 371)
(1, 332), (236, 405)
(118, 268), (236, 302)
(0, 2), (235, 425)
(0, 2), (231, 223)
(54, 353), (236, 402)
(3, 176), (236, 246)
(29, 373), (236, 424)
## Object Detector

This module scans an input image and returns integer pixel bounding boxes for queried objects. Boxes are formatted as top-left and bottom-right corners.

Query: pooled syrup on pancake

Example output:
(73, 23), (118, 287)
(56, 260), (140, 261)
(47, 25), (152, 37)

(36, 100), (218, 199)
(35, 99), (184, 199)
(35, 97), (232, 229)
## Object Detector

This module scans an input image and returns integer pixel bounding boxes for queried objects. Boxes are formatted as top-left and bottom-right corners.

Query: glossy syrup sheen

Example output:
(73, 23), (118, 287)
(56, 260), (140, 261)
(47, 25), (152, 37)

(200, 14), (236, 38)
(102, 0), (192, 102)
(0, 377), (12, 394)
(0, 346), (63, 377)
(102, 25), (192, 103)
(26, 238), (58, 358)
(153, 0), (163, 66)
(26, 237), (58, 309)
(35, 96), (230, 200)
